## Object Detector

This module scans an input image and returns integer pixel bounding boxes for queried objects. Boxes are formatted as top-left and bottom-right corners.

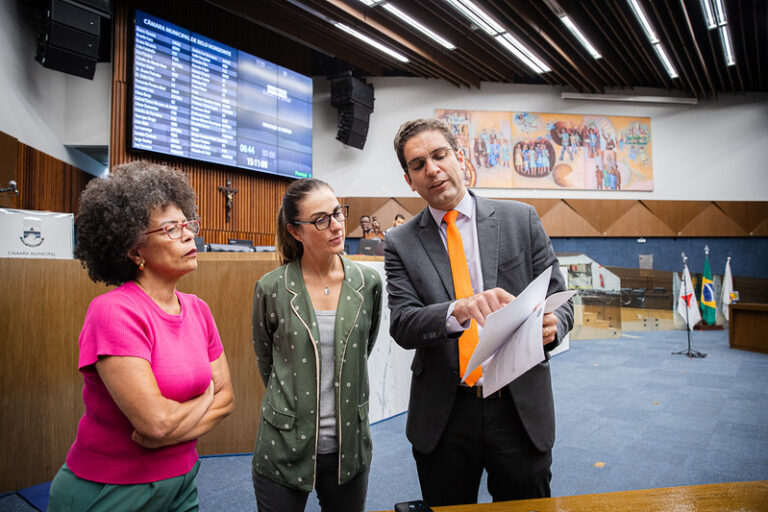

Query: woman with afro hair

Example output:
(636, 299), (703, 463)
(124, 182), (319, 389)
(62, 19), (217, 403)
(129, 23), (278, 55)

(48, 162), (234, 512)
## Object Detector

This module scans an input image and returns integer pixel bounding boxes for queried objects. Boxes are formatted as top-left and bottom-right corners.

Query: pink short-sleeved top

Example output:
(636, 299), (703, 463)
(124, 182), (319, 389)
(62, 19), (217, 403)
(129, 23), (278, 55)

(65, 281), (223, 484)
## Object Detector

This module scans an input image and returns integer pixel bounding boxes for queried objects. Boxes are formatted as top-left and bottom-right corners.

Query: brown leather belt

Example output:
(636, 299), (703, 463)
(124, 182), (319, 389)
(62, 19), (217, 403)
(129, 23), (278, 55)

(457, 385), (509, 399)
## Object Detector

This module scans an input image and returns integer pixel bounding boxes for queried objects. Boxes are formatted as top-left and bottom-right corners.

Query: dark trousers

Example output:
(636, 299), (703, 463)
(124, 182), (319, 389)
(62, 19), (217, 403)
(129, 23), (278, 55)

(252, 453), (369, 512)
(412, 387), (552, 507)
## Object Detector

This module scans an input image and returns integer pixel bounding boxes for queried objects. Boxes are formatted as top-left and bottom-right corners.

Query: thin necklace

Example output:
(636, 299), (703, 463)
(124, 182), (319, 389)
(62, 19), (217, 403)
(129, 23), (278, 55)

(317, 267), (330, 296)
(306, 258), (333, 295)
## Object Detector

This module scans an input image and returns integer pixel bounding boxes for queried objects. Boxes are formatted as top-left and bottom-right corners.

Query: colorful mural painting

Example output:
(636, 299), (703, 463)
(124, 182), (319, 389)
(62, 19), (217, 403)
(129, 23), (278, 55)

(435, 109), (653, 191)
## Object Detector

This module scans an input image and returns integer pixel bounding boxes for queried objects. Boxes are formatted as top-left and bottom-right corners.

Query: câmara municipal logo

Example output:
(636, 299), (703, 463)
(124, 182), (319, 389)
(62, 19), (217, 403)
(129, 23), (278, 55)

(20, 216), (45, 247)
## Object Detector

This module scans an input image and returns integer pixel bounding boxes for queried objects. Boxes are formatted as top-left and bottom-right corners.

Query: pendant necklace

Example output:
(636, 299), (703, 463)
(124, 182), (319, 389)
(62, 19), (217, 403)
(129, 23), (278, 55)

(306, 258), (334, 296)
(309, 264), (330, 295)
(317, 263), (331, 295)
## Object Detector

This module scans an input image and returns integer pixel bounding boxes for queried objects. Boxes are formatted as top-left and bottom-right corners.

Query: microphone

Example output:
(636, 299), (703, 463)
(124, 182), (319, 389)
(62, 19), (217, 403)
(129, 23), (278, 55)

(0, 180), (17, 194)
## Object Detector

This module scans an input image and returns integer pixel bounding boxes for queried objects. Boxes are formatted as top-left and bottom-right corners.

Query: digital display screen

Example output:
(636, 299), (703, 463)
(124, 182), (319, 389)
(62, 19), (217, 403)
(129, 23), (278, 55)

(131, 10), (313, 178)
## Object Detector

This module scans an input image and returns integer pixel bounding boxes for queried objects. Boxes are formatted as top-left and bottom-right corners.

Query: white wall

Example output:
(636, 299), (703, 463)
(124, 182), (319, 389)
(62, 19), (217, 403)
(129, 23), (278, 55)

(313, 78), (768, 201)
(0, 1), (110, 177)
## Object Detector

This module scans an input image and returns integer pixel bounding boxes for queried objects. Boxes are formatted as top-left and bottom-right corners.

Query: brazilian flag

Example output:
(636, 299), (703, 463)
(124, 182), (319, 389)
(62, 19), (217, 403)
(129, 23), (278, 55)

(700, 254), (716, 325)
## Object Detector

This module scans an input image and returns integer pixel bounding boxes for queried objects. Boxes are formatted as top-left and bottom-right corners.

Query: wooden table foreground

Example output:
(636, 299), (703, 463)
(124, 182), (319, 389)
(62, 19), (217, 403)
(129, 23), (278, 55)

(375, 481), (768, 512)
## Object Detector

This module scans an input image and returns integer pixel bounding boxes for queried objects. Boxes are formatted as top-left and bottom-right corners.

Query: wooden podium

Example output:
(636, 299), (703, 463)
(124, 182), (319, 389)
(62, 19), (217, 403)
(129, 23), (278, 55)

(729, 303), (768, 354)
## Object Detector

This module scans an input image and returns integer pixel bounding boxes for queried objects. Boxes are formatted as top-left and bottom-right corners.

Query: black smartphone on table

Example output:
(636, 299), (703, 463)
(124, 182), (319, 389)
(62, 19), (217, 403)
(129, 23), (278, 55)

(394, 500), (433, 512)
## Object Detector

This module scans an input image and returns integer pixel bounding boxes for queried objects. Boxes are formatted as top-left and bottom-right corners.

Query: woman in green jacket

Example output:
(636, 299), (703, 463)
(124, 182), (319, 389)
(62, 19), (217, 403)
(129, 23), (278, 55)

(251, 178), (382, 512)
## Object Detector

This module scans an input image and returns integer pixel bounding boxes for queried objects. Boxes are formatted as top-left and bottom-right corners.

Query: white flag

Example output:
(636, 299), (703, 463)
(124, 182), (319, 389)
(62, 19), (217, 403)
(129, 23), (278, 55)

(677, 265), (701, 330)
(722, 257), (734, 320)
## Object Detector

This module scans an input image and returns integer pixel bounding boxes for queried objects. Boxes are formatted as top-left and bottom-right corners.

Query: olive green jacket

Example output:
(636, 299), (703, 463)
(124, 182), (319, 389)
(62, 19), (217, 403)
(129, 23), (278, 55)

(251, 256), (382, 491)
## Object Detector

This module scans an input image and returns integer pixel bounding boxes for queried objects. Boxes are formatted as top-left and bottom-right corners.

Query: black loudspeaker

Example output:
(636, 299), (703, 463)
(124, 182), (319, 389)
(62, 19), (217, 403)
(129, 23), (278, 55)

(336, 103), (371, 150)
(331, 76), (375, 110)
(331, 76), (374, 150)
(36, 0), (102, 79)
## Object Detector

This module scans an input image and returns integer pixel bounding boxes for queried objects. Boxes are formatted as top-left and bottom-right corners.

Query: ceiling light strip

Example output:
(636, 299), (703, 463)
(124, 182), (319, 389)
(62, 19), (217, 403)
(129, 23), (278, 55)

(443, 0), (551, 73)
(381, 3), (456, 49)
(500, 33), (551, 72)
(713, 0), (728, 25)
(627, 0), (679, 78)
(699, 0), (717, 28)
(494, 36), (543, 73)
(628, 0), (659, 43)
(561, 16), (602, 59)
(334, 22), (410, 62)
(719, 25), (735, 66)
(652, 44), (679, 78)
(699, 0), (735, 66)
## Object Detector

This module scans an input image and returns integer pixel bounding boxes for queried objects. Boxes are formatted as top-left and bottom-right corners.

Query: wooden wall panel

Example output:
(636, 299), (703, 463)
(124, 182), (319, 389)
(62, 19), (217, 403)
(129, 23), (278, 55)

(177, 256), (278, 455)
(641, 201), (711, 234)
(679, 204), (749, 236)
(564, 199), (638, 234)
(0, 255), (279, 492)
(0, 259), (107, 492)
(0, 131), (18, 209)
(540, 201), (602, 236)
(343, 197), (768, 238)
(604, 203), (676, 237)
(14, 143), (94, 214)
(715, 202), (768, 234)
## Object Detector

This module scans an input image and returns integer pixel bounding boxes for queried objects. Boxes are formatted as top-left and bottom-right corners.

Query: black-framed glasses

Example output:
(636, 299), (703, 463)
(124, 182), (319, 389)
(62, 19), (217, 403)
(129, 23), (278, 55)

(144, 219), (201, 239)
(406, 147), (453, 173)
(294, 205), (349, 231)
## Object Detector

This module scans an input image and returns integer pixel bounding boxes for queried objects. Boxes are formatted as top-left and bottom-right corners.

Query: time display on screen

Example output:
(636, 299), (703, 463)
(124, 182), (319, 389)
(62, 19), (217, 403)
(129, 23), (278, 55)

(131, 10), (313, 178)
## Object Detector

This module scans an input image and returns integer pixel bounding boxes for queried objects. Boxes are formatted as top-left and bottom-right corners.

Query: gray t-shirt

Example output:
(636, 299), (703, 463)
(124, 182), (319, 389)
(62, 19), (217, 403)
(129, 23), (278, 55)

(315, 309), (338, 454)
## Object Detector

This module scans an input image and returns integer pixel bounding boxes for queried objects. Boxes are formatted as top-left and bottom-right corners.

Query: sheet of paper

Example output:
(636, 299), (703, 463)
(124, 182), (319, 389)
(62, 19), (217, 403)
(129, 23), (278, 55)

(544, 290), (578, 313)
(461, 266), (552, 382)
(481, 306), (546, 396)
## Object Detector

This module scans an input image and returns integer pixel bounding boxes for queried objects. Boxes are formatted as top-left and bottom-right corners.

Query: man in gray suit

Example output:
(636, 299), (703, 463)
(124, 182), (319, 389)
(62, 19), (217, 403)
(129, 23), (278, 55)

(384, 119), (573, 506)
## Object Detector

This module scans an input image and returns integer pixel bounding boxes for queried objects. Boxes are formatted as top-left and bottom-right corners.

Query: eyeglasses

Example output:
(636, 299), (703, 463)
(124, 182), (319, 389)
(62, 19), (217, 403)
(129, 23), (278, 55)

(144, 219), (201, 239)
(294, 205), (349, 231)
(406, 147), (454, 173)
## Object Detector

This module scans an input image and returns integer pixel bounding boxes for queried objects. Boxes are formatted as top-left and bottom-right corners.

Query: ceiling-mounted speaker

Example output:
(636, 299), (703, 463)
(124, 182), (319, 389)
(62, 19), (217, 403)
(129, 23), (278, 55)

(336, 103), (372, 150)
(36, 0), (104, 79)
(330, 74), (374, 150)
(331, 76), (375, 110)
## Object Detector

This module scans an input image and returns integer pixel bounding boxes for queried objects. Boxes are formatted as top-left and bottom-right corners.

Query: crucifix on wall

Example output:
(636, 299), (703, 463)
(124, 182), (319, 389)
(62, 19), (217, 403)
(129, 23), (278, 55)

(218, 179), (238, 223)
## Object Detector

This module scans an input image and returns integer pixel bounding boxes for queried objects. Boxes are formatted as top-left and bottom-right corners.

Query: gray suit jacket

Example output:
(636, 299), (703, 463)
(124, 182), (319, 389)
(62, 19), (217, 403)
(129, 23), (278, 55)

(384, 192), (573, 454)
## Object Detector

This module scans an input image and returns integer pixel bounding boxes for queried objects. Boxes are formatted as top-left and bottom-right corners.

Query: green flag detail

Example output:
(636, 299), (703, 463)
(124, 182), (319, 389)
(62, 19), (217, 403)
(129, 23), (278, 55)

(700, 254), (716, 325)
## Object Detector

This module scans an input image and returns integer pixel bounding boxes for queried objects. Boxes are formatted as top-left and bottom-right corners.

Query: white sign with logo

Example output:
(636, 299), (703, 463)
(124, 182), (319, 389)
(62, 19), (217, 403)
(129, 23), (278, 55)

(0, 208), (74, 259)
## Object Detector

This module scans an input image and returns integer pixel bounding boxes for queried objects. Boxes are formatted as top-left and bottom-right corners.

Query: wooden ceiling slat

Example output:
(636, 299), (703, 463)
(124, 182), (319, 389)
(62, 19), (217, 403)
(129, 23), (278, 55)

(194, 0), (768, 96)
(517, 0), (605, 92)
(653, 0), (703, 99)
(677, 0), (717, 99)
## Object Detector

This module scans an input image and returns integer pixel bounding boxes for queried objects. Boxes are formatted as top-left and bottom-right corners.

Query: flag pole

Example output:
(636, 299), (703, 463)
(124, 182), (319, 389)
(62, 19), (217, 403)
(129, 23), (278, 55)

(673, 252), (707, 358)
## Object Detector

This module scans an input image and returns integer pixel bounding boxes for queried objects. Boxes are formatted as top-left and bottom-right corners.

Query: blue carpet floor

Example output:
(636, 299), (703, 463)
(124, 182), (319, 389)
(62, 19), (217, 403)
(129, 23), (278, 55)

(3, 329), (767, 511)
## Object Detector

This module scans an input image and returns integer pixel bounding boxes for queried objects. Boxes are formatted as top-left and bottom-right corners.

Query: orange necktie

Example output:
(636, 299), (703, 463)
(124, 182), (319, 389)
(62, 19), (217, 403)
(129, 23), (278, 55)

(443, 210), (482, 386)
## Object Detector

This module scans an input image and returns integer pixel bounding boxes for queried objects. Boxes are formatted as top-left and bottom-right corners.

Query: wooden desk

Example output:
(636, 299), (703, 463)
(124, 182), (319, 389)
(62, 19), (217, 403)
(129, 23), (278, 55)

(729, 303), (768, 354)
(377, 481), (768, 512)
